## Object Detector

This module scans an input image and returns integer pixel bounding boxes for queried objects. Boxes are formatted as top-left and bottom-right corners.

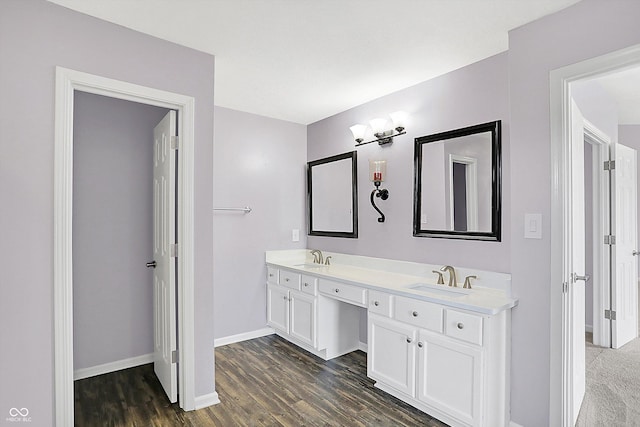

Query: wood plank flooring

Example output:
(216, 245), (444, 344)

(74, 334), (448, 426)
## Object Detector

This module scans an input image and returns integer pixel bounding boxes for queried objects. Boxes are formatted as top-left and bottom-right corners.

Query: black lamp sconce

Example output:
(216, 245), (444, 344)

(369, 160), (389, 222)
(350, 111), (407, 147)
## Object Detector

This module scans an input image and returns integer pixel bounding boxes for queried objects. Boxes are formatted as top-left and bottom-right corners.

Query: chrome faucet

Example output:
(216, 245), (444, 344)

(310, 249), (324, 264)
(440, 265), (457, 287)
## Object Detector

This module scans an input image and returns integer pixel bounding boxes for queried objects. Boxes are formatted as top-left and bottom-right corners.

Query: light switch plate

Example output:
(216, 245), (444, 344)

(524, 214), (542, 239)
(292, 229), (300, 242)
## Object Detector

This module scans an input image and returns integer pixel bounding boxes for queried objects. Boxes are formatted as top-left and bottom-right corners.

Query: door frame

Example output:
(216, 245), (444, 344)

(549, 44), (640, 426)
(583, 120), (612, 348)
(53, 67), (197, 426)
(448, 154), (479, 231)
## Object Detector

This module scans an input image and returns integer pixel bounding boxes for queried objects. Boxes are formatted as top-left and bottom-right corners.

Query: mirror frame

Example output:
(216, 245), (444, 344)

(307, 151), (358, 238)
(413, 120), (501, 241)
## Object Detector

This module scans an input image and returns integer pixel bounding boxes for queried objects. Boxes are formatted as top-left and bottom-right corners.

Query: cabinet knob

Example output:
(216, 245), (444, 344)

(285, 278), (290, 282)
(406, 337), (413, 343)
(417, 342), (423, 348)
(269, 273), (274, 277)
(335, 288), (340, 293)
(374, 301), (379, 306)
(304, 282), (309, 287)
(412, 311), (419, 317)
(457, 322), (464, 330)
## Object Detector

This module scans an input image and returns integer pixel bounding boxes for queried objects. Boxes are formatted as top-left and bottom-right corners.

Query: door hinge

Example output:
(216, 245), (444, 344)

(171, 350), (178, 363)
(170, 243), (178, 258)
(604, 160), (616, 171)
(604, 235), (616, 245)
(170, 136), (179, 150)
(605, 309), (617, 320)
(562, 281), (569, 293)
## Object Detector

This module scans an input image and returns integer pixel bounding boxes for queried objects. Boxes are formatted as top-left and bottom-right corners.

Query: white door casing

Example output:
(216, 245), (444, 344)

(568, 99), (586, 426)
(611, 143), (639, 348)
(153, 111), (178, 402)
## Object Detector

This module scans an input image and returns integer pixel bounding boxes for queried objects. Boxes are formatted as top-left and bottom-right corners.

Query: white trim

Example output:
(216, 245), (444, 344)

(448, 154), (479, 231)
(509, 422), (525, 427)
(358, 341), (368, 353)
(549, 44), (640, 427)
(73, 354), (154, 381)
(54, 66), (198, 426)
(214, 328), (275, 347)
(194, 392), (221, 410)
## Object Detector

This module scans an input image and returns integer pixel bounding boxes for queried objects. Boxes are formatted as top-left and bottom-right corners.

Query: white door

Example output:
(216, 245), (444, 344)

(152, 111), (178, 402)
(267, 284), (290, 333)
(611, 143), (638, 348)
(568, 100), (586, 425)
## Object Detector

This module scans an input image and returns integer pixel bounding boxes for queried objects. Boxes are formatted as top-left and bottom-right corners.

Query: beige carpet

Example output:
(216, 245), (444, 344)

(576, 335), (640, 426)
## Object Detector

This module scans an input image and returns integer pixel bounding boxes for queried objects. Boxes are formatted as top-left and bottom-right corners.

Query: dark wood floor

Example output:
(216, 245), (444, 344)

(74, 334), (448, 426)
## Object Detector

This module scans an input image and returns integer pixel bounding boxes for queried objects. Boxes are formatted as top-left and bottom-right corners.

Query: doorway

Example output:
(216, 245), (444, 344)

(53, 67), (199, 426)
(550, 45), (640, 426)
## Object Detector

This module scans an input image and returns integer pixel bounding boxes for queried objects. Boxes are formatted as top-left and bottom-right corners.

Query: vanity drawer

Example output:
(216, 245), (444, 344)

(394, 296), (443, 332)
(267, 266), (278, 284)
(319, 279), (367, 307)
(368, 290), (393, 317)
(279, 269), (301, 291)
(445, 309), (483, 346)
(300, 275), (317, 296)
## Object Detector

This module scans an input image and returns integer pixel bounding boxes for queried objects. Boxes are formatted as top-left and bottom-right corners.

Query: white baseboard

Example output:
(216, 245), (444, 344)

(510, 421), (524, 427)
(214, 327), (274, 348)
(358, 341), (368, 353)
(585, 324), (594, 333)
(194, 391), (220, 410)
(74, 353), (154, 381)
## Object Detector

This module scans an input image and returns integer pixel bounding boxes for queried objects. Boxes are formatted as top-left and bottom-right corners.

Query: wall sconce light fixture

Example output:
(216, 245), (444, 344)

(350, 111), (407, 147)
(369, 159), (389, 223)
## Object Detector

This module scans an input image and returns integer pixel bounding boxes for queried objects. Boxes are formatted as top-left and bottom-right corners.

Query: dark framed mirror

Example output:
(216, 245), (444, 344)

(308, 151), (358, 238)
(413, 120), (501, 241)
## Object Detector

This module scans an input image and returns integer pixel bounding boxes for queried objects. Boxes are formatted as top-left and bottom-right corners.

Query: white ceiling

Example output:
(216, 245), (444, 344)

(48, 0), (583, 124)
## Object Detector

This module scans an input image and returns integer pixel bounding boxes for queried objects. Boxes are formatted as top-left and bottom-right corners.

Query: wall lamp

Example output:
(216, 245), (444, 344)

(350, 111), (407, 147)
(369, 160), (389, 223)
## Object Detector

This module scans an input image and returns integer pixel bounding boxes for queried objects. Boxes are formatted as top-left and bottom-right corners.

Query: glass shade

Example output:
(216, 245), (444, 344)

(349, 124), (368, 143)
(369, 159), (387, 182)
(369, 118), (389, 137)
(389, 111), (407, 132)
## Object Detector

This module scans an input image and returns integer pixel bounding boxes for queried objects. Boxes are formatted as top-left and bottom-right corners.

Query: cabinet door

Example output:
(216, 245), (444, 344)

(367, 313), (416, 397)
(267, 284), (289, 333)
(417, 330), (483, 426)
(289, 290), (316, 347)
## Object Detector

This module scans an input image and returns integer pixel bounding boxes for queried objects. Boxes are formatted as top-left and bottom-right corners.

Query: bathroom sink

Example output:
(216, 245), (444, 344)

(293, 263), (327, 269)
(406, 283), (471, 298)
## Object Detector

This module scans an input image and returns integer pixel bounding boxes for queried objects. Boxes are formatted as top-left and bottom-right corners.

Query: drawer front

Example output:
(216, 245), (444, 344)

(300, 275), (318, 296)
(445, 309), (483, 346)
(368, 290), (393, 317)
(267, 266), (279, 284)
(319, 279), (367, 306)
(394, 296), (443, 332)
(279, 269), (301, 291)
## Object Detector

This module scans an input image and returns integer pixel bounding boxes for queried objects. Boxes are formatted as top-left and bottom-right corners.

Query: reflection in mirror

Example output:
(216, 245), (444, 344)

(308, 151), (358, 238)
(413, 121), (501, 241)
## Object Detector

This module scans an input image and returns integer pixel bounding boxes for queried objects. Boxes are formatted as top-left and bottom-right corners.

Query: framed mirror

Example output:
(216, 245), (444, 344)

(413, 120), (501, 241)
(308, 151), (358, 238)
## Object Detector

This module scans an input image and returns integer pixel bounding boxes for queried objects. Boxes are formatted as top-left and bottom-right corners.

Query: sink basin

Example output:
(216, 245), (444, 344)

(407, 283), (470, 298)
(293, 263), (327, 269)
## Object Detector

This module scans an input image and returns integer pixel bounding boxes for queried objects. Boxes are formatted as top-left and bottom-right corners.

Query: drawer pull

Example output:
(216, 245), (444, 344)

(412, 311), (419, 317)
(285, 278), (290, 282)
(417, 342), (423, 348)
(283, 296), (288, 300)
(457, 322), (464, 330)
(374, 301), (380, 306)
(335, 288), (340, 293)
(304, 282), (309, 287)
(269, 273), (274, 277)
(406, 337), (413, 343)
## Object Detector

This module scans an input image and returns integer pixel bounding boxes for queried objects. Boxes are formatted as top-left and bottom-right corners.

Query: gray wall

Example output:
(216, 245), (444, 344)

(307, 52), (511, 273)
(73, 92), (169, 370)
(508, 0), (640, 424)
(0, 1), (215, 422)
(213, 106), (307, 339)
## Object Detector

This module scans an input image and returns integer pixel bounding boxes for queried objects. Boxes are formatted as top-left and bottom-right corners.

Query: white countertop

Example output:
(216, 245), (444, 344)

(266, 250), (518, 315)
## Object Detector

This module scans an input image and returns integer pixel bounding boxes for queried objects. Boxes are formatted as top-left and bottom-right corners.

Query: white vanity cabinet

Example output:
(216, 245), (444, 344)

(266, 269), (317, 348)
(368, 294), (508, 427)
